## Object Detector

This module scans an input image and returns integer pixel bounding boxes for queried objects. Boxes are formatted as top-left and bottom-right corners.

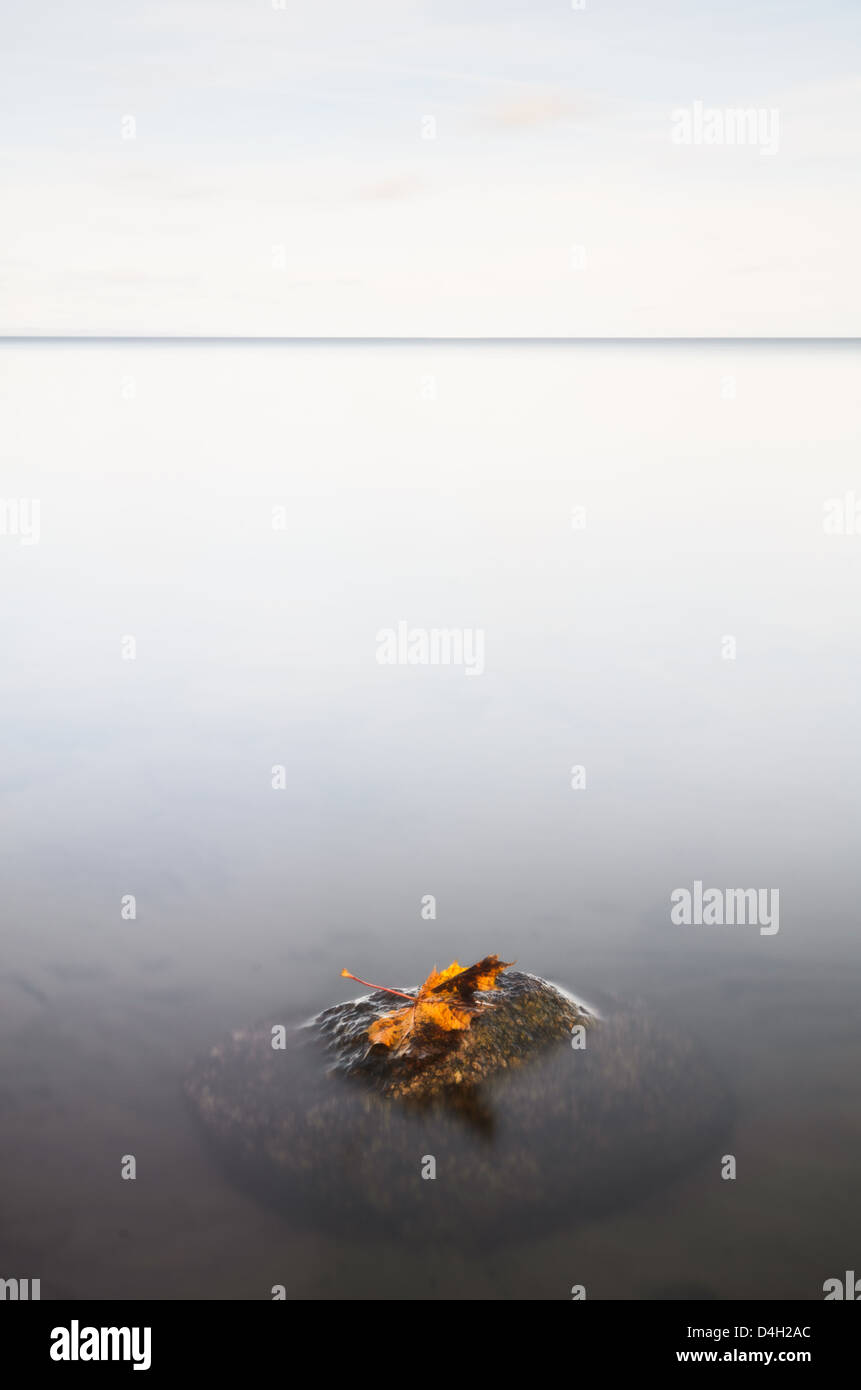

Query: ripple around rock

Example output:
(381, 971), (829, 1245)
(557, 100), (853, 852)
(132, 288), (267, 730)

(185, 972), (732, 1246)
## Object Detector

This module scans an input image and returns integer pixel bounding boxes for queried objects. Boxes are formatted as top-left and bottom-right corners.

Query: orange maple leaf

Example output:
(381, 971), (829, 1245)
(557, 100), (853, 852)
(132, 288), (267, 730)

(340, 955), (513, 1058)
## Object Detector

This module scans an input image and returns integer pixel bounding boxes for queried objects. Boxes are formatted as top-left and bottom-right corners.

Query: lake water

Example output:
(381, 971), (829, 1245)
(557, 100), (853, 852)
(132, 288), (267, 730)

(1, 341), (859, 1299)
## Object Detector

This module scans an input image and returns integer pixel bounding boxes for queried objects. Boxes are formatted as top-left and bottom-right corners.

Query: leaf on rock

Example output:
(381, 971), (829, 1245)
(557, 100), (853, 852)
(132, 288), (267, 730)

(340, 955), (513, 1059)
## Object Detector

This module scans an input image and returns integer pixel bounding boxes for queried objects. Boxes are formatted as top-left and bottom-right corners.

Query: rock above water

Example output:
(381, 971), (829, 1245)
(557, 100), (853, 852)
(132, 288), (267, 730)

(315, 969), (595, 1099)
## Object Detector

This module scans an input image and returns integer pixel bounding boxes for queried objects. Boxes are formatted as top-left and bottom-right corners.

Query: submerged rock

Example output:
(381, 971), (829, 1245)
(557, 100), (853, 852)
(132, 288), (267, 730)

(185, 970), (731, 1244)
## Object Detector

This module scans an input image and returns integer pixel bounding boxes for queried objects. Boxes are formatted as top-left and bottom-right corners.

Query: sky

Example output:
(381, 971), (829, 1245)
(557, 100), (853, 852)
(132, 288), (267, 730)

(1, 0), (860, 335)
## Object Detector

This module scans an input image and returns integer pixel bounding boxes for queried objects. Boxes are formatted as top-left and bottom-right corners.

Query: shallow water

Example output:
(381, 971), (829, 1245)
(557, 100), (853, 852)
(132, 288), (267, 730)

(1, 341), (860, 1299)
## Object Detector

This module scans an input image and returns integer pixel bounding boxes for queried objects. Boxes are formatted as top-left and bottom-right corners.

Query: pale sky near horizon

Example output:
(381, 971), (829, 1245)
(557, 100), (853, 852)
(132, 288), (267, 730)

(2, 0), (860, 335)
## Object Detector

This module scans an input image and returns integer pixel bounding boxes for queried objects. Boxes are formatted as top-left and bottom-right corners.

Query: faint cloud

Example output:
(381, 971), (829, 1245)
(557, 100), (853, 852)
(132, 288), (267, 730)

(485, 89), (582, 130)
(353, 174), (425, 202)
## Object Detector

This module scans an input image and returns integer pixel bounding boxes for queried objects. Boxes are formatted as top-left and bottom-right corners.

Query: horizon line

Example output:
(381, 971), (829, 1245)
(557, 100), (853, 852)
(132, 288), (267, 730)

(1, 336), (859, 346)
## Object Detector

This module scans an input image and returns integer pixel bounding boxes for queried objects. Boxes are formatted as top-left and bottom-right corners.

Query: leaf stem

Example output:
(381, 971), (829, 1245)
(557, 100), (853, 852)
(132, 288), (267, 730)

(340, 969), (416, 1001)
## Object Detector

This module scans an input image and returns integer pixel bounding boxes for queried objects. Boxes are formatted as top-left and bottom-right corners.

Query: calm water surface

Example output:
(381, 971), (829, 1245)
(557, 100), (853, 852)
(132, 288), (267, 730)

(1, 342), (859, 1298)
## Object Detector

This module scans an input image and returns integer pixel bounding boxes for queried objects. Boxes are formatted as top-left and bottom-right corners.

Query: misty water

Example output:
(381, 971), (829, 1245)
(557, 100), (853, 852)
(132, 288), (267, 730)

(1, 341), (860, 1299)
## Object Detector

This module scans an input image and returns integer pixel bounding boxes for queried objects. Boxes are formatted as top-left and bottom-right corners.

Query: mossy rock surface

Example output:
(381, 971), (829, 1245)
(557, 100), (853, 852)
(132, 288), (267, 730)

(185, 971), (731, 1244)
(315, 968), (595, 1099)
